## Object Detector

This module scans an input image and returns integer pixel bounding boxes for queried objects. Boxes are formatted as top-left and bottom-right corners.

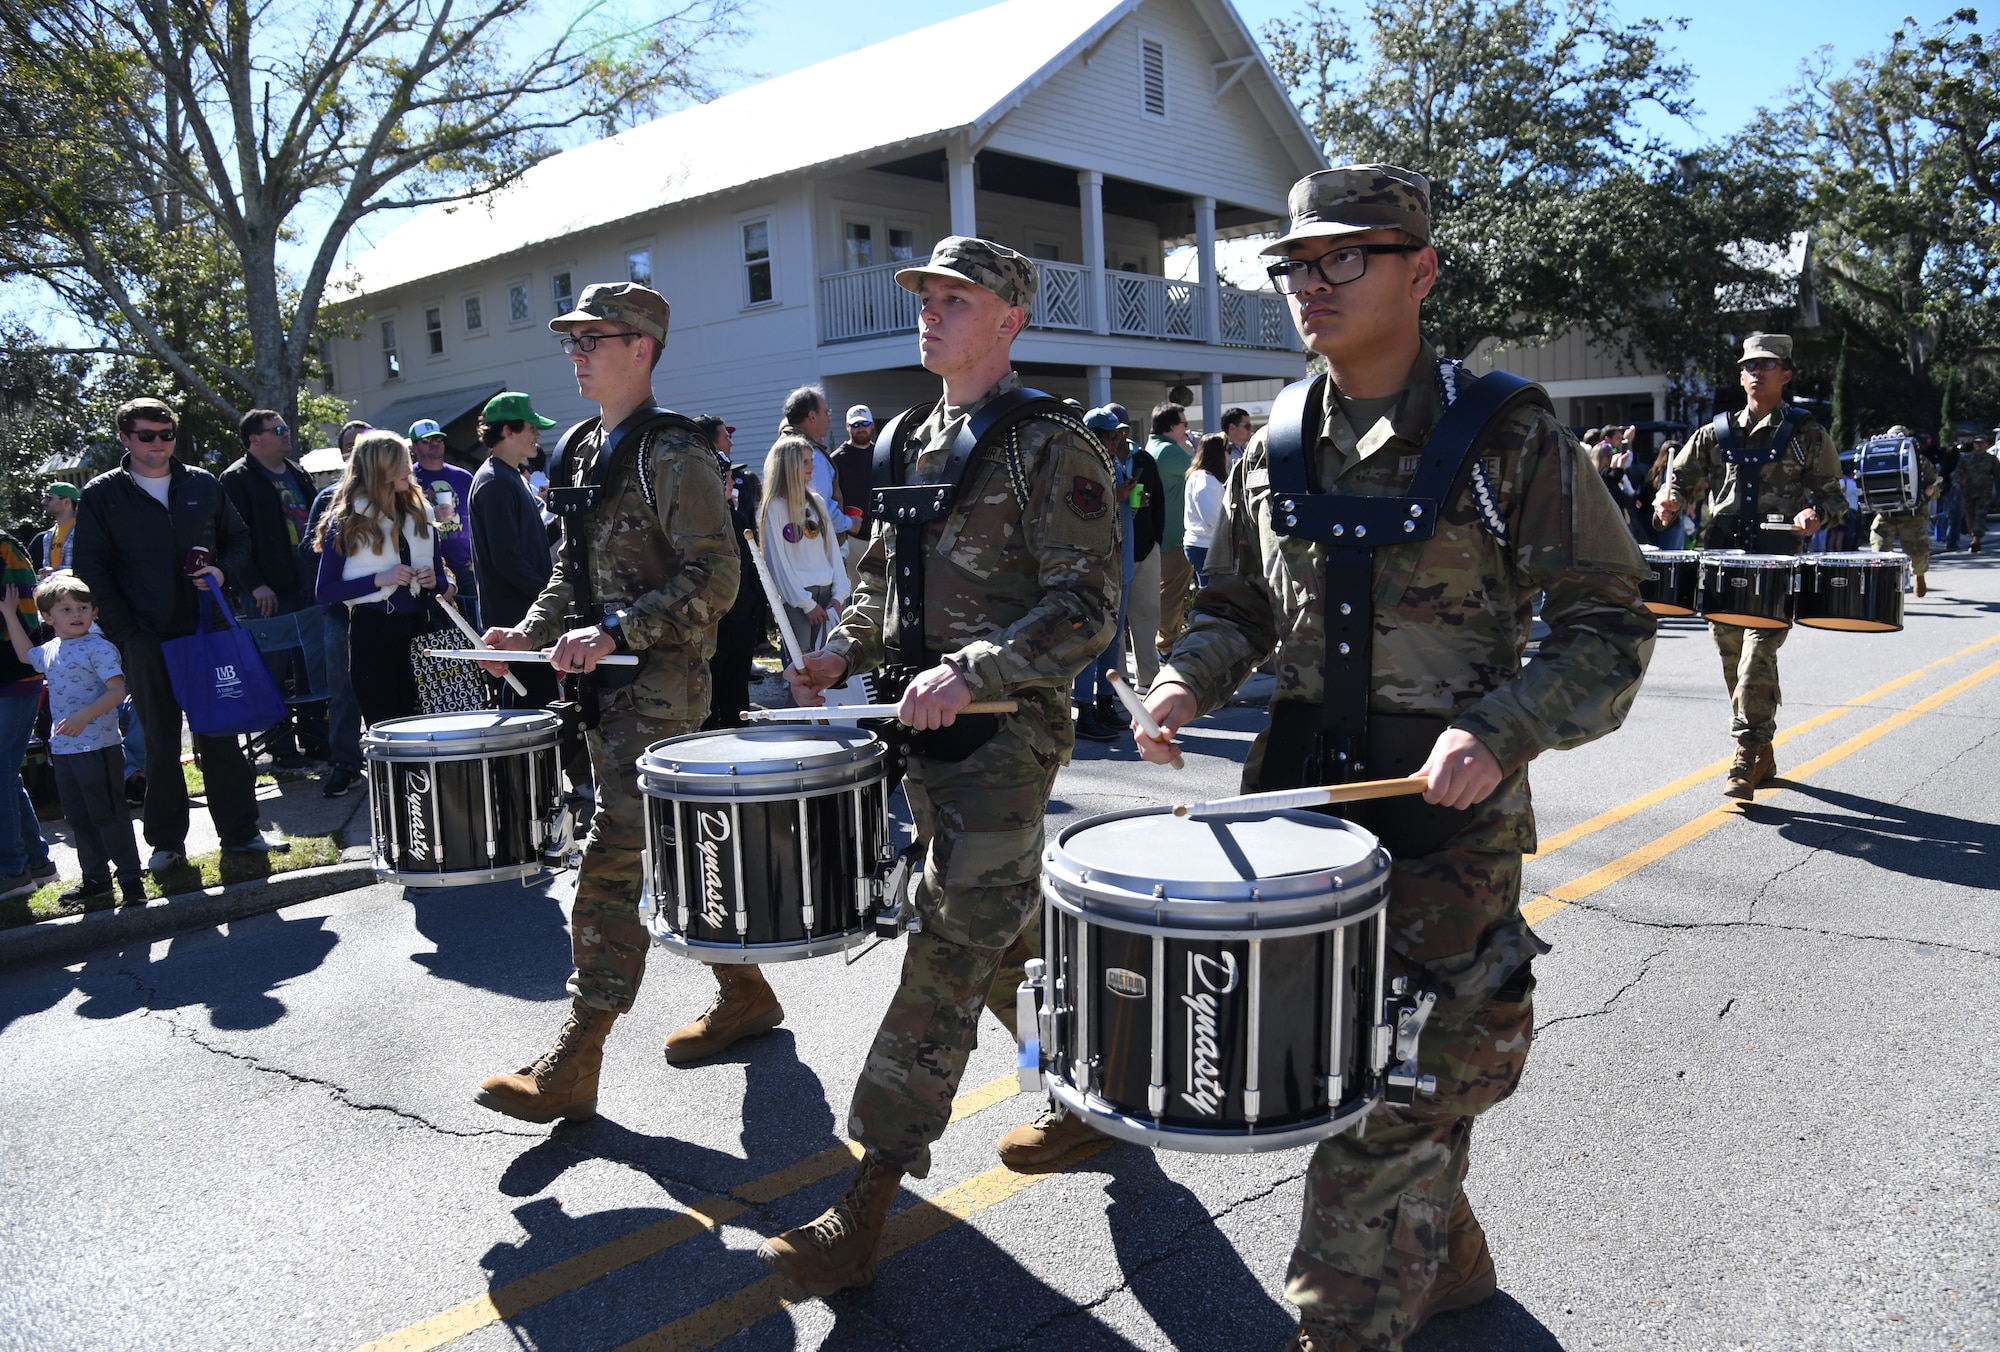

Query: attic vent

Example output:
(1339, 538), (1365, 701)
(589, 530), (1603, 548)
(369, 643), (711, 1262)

(1141, 38), (1167, 117)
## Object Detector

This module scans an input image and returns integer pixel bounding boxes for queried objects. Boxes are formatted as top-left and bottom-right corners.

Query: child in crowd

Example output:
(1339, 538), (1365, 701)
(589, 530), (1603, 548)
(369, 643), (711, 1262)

(2, 575), (144, 906)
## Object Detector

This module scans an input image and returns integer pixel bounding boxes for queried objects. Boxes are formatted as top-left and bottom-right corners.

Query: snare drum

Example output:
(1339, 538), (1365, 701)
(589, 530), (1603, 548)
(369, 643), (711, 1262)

(363, 710), (565, 887)
(1698, 552), (1798, 628)
(1797, 552), (1908, 632)
(1029, 807), (1407, 1154)
(638, 726), (891, 963)
(1639, 547), (1702, 616)
(1857, 437), (1920, 514)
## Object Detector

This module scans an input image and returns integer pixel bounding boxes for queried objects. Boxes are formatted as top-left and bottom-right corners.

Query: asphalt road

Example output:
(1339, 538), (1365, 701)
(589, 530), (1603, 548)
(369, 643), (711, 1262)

(4, 550), (1998, 1352)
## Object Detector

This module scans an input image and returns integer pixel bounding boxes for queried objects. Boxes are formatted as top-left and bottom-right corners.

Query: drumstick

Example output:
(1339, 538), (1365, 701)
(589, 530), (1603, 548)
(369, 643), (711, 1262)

(1105, 669), (1183, 770)
(434, 596), (528, 697)
(745, 700), (1018, 723)
(744, 528), (809, 670)
(1759, 521), (1808, 534)
(424, 648), (639, 667)
(1173, 774), (1430, 819)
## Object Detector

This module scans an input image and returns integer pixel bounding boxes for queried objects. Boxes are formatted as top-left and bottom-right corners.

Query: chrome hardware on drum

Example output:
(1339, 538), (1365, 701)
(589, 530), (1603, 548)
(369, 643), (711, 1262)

(638, 726), (894, 963)
(1638, 546), (1702, 616)
(1797, 552), (1908, 632)
(1856, 435), (1920, 514)
(362, 710), (566, 887)
(1697, 551), (1798, 629)
(1020, 806), (1434, 1155)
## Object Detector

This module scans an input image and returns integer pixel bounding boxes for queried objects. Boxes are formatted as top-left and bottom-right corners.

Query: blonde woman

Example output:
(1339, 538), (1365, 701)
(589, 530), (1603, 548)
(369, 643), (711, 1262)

(758, 434), (849, 652)
(314, 430), (453, 724)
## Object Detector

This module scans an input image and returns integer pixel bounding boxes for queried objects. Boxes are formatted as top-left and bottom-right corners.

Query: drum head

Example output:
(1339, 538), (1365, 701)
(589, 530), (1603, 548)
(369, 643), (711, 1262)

(638, 725), (886, 798)
(362, 708), (561, 757)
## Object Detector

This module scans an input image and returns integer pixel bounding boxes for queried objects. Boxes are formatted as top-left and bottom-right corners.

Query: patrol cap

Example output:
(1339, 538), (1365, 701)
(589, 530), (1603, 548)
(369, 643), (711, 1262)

(483, 392), (557, 429)
(408, 418), (445, 441)
(1083, 406), (1128, 433)
(43, 482), (78, 501)
(846, 404), (873, 426)
(1263, 164), (1433, 254)
(550, 281), (670, 345)
(895, 236), (1038, 312)
(1741, 333), (1793, 364)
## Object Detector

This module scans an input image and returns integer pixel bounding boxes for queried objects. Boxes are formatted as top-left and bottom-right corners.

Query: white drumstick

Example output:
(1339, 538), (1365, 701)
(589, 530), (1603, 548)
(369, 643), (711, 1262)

(435, 596), (527, 697)
(1174, 774), (1429, 819)
(745, 700), (1018, 723)
(424, 648), (640, 667)
(1105, 669), (1183, 770)
(744, 528), (808, 670)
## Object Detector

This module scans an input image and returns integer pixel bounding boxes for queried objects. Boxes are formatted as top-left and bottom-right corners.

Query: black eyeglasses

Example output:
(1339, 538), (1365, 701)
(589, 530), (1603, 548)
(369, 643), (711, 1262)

(1266, 244), (1425, 294)
(128, 428), (177, 443)
(559, 331), (643, 355)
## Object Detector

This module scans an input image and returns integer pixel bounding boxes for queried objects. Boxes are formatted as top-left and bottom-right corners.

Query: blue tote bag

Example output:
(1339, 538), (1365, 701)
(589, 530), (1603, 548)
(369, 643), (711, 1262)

(163, 590), (287, 737)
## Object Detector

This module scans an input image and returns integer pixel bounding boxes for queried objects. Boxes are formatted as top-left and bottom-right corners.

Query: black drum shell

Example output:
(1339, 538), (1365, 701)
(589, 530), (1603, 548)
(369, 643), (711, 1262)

(1698, 554), (1796, 629)
(362, 711), (563, 886)
(1640, 549), (1702, 616)
(1796, 555), (1906, 632)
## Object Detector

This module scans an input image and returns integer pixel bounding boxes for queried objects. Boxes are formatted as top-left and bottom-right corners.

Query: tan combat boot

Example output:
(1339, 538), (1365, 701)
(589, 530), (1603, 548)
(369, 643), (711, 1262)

(1750, 742), (1776, 789)
(663, 964), (784, 1065)
(1724, 743), (1758, 800)
(474, 1000), (617, 1123)
(996, 1103), (1102, 1168)
(1915, 574), (1928, 597)
(757, 1154), (904, 1295)
(1418, 1191), (1497, 1328)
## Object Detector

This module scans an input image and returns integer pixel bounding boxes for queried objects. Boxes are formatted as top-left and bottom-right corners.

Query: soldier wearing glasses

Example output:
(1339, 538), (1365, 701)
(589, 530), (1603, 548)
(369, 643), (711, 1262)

(474, 283), (757, 1124)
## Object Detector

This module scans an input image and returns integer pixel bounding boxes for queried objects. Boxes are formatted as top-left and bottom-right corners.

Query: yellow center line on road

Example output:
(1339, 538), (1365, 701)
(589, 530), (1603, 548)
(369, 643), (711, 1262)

(353, 1074), (1021, 1352)
(616, 1140), (1118, 1352)
(1523, 652), (2000, 926)
(1527, 630), (2000, 861)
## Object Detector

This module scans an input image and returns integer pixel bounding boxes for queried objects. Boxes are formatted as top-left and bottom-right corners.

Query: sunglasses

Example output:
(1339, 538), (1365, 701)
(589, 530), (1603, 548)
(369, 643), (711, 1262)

(559, 331), (642, 355)
(1740, 358), (1786, 373)
(264, 424), (291, 437)
(1267, 243), (1425, 294)
(128, 428), (177, 443)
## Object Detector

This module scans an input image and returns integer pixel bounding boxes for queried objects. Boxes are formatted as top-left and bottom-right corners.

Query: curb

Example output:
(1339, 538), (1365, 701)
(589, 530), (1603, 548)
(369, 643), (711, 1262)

(0, 853), (382, 972)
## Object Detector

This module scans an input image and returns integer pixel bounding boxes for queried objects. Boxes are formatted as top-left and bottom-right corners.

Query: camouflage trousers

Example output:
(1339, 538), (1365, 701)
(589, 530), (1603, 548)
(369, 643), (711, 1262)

(1870, 512), (1931, 576)
(1710, 621), (1789, 746)
(1962, 492), (1994, 545)
(1286, 848), (1542, 1350)
(568, 701), (699, 1013)
(848, 720), (1062, 1178)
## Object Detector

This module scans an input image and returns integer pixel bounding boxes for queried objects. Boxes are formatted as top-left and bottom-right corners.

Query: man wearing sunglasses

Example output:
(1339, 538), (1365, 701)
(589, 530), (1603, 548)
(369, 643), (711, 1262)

(1656, 334), (1845, 799)
(1134, 166), (1655, 1352)
(74, 397), (283, 873)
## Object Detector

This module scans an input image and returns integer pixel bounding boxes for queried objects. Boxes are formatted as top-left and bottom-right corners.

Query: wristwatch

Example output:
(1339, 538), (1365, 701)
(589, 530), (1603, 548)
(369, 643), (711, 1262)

(600, 609), (631, 653)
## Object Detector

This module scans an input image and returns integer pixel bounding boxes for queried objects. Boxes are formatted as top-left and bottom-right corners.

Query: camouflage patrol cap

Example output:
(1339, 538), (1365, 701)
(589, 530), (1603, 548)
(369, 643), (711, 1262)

(1263, 164), (1433, 254)
(1741, 332), (1793, 364)
(549, 281), (670, 345)
(895, 236), (1038, 313)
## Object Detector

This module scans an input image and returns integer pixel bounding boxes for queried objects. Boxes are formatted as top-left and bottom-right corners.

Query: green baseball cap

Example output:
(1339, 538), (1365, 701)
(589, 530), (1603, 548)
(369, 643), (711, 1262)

(43, 482), (79, 501)
(549, 281), (669, 345)
(1263, 164), (1434, 254)
(483, 391), (558, 429)
(895, 236), (1038, 313)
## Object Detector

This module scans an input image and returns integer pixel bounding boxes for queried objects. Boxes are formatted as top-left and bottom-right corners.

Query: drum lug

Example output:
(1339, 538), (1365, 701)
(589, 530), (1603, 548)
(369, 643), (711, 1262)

(1015, 958), (1046, 1092)
(1384, 988), (1439, 1107)
(868, 846), (920, 938)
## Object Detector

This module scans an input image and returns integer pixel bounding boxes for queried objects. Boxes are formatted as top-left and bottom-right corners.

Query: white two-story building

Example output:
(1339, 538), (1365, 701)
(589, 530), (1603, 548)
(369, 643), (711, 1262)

(330, 0), (1324, 457)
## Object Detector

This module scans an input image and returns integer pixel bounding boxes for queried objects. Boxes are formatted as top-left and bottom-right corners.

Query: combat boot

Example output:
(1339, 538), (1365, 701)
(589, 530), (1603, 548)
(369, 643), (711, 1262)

(475, 1000), (617, 1123)
(663, 964), (784, 1065)
(1279, 1325), (1361, 1352)
(1750, 742), (1776, 789)
(996, 1102), (1102, 1167)
(757, 1153), (903, 1294)
(1417, 1191), (1497, 1328)
(1915, 574), (1928, 597)
(1724, 744), (1757, 800)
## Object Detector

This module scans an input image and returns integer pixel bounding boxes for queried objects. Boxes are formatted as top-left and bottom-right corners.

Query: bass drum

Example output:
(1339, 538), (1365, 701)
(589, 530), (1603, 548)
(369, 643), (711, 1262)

(1697, 552), (1798, 629)
(1856, 437), (1920, 515)
(1797, 552), (1908, 632)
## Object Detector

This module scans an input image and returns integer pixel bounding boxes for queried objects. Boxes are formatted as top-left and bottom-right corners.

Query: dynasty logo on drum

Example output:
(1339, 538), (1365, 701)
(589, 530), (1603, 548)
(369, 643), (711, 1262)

(694, 808), (731, 930)
(405, 769), (431, 863)
(1181, 950), (1239, 1117)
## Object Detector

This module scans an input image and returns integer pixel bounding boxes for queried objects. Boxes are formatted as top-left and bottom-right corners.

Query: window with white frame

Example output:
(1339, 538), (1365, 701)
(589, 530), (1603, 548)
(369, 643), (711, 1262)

(888, 227), (918, 261)
(1140, 38), (1167, 118)
(627, 247), (653, 287)
(425, 306), (445, 356)
(551, 271), (574, 316)
(742, 218), (773, 305)
(508, 282), (531, 324)
(844, 221), (874, 271)
(463, 294), (484, 333)
(381, 320), (401, 380)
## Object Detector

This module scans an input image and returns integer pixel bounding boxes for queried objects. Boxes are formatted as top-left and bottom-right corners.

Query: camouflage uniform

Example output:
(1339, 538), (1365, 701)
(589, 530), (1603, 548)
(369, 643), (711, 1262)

(1157, 165), (1655, 1352)
(825, 246), (1119, 1177)
(1667, 390), (1844, 747)
(1954, 446), (1997, 549)
(519, 399), (739, 1014)
(1869, 451), (1937, 578)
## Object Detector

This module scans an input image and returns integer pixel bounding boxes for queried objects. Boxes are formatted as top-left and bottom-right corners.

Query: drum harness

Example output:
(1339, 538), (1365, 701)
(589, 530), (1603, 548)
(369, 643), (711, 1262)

(1712, 405), (1810, 551)
(1263, 358), (1551, 1104)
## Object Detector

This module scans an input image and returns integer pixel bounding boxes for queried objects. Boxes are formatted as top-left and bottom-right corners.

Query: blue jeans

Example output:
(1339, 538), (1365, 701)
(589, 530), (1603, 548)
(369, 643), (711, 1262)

(119, 697), (145, 780)
(1186, 544), (1210, 590)
(323, 605), (362, 771)
(0, 690), (51, 878)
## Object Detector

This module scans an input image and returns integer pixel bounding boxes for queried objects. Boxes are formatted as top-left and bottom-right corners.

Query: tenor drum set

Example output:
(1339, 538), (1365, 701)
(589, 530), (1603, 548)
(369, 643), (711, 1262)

(1641, 547), (1910, 633)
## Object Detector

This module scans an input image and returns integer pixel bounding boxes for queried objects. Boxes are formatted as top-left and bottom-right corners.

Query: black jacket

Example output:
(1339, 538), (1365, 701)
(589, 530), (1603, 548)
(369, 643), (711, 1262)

(219, 453), (318, 599)
(73, 456), (252, 645)
(468, 456), (555, 631)
(1128, 447), (1166, 562)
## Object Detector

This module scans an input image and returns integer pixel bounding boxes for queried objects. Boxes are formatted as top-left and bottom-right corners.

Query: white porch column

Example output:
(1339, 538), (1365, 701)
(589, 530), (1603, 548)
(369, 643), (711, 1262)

(1079, 169), (1108, 335)
(1088, 365), (1113, 409)
(1195, 196), (1221, 347)
(947, 138), (978, 238)
(1201, 372), (1224, 435)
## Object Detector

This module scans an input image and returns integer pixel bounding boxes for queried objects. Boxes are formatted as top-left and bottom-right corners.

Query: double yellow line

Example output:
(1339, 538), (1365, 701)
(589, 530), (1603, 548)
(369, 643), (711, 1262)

(359, 629), (2000, 1352)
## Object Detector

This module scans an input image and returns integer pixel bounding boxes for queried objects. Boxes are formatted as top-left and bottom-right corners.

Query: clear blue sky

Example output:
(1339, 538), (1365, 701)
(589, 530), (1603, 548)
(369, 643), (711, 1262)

(722, 0), (1958, 148)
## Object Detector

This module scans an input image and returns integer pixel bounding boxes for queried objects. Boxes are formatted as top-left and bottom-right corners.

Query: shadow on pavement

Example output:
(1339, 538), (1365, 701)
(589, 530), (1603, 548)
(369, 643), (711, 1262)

(1411, 1291), (1567, 1350)
(1743, 782), (1998, 890)
(406, 877), (574, 998)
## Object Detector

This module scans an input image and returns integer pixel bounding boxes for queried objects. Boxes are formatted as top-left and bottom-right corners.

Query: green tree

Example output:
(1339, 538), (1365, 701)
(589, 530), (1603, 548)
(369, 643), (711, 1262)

(0, 0), (744, 432)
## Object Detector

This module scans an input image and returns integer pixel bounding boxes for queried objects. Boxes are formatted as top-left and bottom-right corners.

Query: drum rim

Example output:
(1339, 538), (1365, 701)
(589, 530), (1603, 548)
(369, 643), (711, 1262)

(1698, 552), (1799, 568)
(362, 709), (562, 756)
(1043, 1075), (1378, 1155)
(640, 901), (870, 962)
(636, 725), (887, 791)
(371, 857), (547, 886)
(1044, 806), (1392, 932)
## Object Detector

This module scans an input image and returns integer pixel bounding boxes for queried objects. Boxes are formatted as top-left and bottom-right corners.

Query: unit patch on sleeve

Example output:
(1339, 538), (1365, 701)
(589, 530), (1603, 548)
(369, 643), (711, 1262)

(1066, 475), (1107, 519)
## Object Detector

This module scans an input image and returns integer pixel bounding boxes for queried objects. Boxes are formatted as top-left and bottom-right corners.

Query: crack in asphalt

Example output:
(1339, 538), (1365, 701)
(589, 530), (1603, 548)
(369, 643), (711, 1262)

(1539, 945), (1670, 1029)
(1745, 847), (1820, 924)
(1554, 905), (2000, 960)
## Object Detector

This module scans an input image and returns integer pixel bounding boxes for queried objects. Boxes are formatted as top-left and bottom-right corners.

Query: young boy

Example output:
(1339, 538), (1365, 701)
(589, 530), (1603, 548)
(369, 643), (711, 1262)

(3, 576), (145, 906)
